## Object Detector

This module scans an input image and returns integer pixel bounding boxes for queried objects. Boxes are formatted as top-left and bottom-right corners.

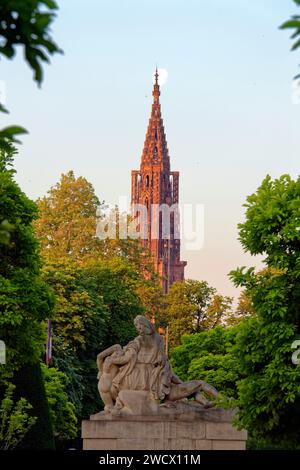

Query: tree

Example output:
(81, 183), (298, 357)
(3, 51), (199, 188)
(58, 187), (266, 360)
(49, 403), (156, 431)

(0, 383), (36, 450)
(12, 362), (54, 449)
(89, 258), (143, 347)
(226, 291), (255, 326)
(41, 364), (77, 442)
(51, 336), (85, 420)
(42, 261), (109, 352)
(171, 325), (241, 399)
(35, 171), (101, 266)
(0, 0), (61, 85)
(0, 219), (13, 245)
(0, 144), (55, 375)
(35, 171), (160, 285)
(229, 174), (300, 448)
(163, 279), (233, 347)
(280, 0), (300, 77)
(236, 291), (254, 318)
(137, 280), (165, 324)
(0, 144), (55, 448)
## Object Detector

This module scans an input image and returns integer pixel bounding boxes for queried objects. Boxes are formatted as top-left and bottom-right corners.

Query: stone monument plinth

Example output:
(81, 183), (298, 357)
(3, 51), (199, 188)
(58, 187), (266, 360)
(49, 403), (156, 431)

(83, 316), (247, 450)
(82, 408), (247, 450)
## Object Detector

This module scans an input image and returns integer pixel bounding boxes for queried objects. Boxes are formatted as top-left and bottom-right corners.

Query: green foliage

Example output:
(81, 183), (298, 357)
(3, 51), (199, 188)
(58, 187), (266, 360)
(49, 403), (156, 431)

(0, 0), (62, 84)
(280, 0), (300, 77)
(230, 174), (300, 448)
(163, 279), (233, 347)
(91, 258), (143, 347)
(13, 362), (54, 449)
(40, 261), (107, 420)
(0, 219), (14, 245)
(42, 261), (109, 352)
(171, 325), (241, 398)
(0, 383), (36, 450)
(40, 255), (143, 418)
(233, 290), (255, 324)
(51, 337), (85, 417)
(41, 364), (77, 441)
(42, 257), (142, 420)
(0, 126), (28, 152)
(0, 145), (54, 381)
(0, 146), (55, 448)
(35, 171), (101, 265)
(237, 175), (300, 272)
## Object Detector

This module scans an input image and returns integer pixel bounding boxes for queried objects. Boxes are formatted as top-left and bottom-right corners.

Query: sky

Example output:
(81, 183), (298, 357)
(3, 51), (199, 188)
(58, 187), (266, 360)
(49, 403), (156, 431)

(1, 0), (299, 301)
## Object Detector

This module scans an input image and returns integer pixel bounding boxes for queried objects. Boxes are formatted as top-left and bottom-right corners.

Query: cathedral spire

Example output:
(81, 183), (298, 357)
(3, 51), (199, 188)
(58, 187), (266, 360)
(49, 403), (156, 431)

(131, 70), (187, 293)
(140, 68), (168, 170)
(153, 67), (160, 103)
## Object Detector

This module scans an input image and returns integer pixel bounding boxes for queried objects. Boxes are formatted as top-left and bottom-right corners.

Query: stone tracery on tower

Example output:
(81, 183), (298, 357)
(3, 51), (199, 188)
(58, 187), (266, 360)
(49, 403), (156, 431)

(131, 69), (186, 293)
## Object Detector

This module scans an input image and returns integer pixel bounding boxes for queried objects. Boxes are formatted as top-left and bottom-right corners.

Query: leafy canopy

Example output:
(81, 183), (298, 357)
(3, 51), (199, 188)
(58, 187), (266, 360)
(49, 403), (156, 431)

(162, 279), (233, 347)
(41, 364), (77, 441)
(0, 383), (37, 450)
(0, 0), (62, 84)
(230, 174), (300, 448)
(0, 144), (54, 381)
(171, 325), (241, 399)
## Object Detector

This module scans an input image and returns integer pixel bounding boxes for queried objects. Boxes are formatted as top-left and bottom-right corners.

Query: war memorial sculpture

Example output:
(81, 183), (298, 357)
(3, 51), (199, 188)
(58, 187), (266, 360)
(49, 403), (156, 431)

(82, 316), (247, 450)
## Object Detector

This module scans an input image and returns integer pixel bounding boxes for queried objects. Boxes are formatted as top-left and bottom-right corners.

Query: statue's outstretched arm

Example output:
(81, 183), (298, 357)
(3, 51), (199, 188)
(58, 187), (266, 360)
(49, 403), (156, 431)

(97, 344), (122, 360)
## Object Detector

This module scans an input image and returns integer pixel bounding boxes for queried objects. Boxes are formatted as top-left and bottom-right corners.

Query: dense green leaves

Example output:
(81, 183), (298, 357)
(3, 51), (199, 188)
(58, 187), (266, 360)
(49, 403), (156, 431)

(0, 126), (28, 152)
(0, 383), (36, 450)
(0, 146), (54, 381)
(171, 326), (241, 399)
(230, 174), (300, 447)
(162, 279), (234, 347)
(35, 171), (101, 265)
(0, 0), (62, 84)
(0, 146), (55, 447)
(43, 262), (108, 352)
(238, 175), (300, 270)
(0, 219), (13, 245)
(43, 258), (143, 420)
(41, 365), (77, 441)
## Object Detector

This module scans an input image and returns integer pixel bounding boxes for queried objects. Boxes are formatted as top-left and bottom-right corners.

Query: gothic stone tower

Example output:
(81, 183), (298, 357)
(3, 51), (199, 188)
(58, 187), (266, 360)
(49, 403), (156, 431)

(131, 70), (186, 293)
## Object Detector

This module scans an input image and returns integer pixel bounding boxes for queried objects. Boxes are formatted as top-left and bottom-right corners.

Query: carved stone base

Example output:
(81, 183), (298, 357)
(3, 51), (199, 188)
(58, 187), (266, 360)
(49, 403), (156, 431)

(82, 408), (247, 450)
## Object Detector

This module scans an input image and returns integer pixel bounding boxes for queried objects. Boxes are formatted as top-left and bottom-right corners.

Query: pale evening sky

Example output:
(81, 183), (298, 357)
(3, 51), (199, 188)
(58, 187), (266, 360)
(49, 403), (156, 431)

(1, 0), (299, 300)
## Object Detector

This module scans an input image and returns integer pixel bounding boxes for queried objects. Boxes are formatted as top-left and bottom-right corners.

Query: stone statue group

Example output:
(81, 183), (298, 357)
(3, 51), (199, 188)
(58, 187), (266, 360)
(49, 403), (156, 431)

(97, 315), (218, 416)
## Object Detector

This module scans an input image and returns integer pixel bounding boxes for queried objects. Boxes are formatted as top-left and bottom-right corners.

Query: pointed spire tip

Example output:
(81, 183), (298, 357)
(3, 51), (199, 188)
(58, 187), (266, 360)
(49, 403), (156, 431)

(155, 67), (159, 85)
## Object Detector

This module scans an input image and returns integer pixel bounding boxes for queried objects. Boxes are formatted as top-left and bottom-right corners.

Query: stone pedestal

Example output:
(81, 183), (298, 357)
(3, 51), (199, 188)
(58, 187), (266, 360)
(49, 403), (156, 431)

(82, 408), (247, 450)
